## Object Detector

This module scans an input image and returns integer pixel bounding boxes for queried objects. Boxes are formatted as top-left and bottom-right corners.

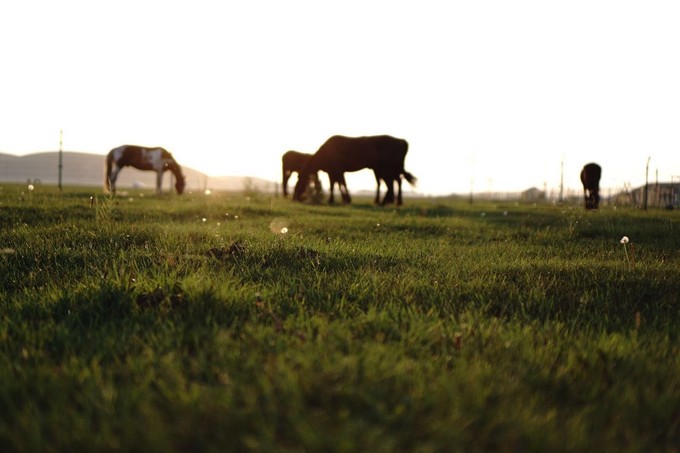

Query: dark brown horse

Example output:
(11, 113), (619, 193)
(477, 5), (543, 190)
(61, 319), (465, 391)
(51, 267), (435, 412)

(293, 135), (416, 205)
(580, 163), (601, 209)
(105, 145), (186, 195)
(281, 150), (323, 198)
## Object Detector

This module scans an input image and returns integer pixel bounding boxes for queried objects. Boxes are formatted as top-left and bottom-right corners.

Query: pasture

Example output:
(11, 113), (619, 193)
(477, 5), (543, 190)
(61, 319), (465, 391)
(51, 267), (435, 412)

(0, 184), (678, 451)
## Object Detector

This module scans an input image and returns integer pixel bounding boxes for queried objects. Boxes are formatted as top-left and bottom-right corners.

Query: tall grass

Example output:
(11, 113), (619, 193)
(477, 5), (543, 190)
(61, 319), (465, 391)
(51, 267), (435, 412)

(0, 185), (678, 451)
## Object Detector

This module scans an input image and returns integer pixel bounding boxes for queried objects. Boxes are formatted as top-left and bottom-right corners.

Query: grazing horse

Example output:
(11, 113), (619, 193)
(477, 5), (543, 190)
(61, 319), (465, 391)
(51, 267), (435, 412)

(105, 145), (186, 195)
(580, 163), (601, 209)
(293, 135), (416, 205)
(281, 150), (323, 198)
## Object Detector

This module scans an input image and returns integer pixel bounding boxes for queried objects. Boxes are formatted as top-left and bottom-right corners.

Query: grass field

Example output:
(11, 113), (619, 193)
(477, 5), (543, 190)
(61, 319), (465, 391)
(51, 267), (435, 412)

(1, 184), (678, 451)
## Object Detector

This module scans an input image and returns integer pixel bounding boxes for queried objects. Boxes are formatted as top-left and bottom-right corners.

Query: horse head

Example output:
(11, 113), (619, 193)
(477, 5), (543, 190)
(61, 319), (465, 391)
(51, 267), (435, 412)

(292, 180), (306, 201)
(175, 175), (186, 194)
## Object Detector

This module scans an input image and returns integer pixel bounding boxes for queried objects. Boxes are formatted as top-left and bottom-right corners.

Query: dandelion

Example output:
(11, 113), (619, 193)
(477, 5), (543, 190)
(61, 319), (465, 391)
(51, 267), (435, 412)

(620, 236), (631, 268)
(269, 217), (290, 235)
(204, 189), (212, 196)
(28, 184), (34, 191)
(202, 218), (207, 222)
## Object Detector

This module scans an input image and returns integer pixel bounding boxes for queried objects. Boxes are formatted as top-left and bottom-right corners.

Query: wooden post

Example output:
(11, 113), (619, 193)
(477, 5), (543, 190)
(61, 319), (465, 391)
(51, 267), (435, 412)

(58, 130), (63, 191)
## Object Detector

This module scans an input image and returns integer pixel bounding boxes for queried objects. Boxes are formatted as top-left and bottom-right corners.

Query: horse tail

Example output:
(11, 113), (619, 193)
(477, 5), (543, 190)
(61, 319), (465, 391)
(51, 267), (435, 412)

(403, 171), (417, 187)
(104, 152), (113, 192)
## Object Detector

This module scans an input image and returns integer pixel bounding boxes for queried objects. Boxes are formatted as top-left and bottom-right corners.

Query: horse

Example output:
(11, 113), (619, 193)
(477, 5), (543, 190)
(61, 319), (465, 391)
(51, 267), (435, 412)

(281, 150), (323, 198)
(580, 163), (601, 209)
(105, 145), (186, 195)
(284, 149), (369, 204)
(293, 135), (416, 205)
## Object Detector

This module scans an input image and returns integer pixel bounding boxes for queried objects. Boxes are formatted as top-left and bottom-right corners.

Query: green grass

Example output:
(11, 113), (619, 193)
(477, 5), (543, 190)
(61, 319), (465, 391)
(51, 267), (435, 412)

(1, 184), (678, 451)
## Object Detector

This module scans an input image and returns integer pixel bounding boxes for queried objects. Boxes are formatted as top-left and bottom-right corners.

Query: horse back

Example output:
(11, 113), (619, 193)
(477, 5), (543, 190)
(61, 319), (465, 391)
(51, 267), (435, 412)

(316, 135), (408, 172)
(109, 145), (170, 171)
(282, 151), (313, 172)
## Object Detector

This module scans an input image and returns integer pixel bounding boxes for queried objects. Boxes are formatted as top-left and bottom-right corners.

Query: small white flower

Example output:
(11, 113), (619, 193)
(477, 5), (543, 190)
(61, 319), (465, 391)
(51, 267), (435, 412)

(620, 236), (629, 244)
(204, 189), (212, 196)
(202, 218), (207, 222)
(28, 184), (34, 191)
(269, 217), (290, 235)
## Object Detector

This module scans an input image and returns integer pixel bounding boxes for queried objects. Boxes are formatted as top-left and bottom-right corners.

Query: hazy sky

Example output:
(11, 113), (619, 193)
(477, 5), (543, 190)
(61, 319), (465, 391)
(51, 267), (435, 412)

(1, 1), (679, 195)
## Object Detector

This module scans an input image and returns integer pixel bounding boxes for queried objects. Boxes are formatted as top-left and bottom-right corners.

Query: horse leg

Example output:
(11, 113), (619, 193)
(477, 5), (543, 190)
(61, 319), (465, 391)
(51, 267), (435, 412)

(313, 173), (322, 197)
(109, 167), (121, 195)
(282, 170), (291, 197)
(374, 172), (381, 204)
(340, 174), (351, 204)
(382, 178), (395, 205)
(156, 170), (163, 195)
(396, 176), (404, 206)
(328, 179), (335, 204)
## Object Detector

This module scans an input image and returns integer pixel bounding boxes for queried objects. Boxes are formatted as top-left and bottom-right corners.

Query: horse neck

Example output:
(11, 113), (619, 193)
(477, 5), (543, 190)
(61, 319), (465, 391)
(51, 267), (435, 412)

(168, 161), (183, 179)
(304, 154), (322, 174)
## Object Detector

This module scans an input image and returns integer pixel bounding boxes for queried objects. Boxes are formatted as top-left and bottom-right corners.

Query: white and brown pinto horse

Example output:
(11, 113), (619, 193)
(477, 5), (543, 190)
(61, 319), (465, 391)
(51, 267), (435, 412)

(105, 145), (186, 195)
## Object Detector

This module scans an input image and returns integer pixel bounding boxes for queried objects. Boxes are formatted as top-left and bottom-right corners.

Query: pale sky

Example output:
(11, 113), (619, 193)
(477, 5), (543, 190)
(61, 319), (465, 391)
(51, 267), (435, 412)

(1, 1), (679, 196)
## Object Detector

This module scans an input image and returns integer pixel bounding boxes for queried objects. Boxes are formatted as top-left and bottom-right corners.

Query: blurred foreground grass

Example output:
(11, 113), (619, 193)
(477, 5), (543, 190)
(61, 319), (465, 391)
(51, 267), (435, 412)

(0, 185), (678, 451)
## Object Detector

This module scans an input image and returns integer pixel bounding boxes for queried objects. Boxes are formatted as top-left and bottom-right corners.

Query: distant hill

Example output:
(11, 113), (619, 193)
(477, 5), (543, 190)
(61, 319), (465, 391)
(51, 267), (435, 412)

(0, 151), (276, 193)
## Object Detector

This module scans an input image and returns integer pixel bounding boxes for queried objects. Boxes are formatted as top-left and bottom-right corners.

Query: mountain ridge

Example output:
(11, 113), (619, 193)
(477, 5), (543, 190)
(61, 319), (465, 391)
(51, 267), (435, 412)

(0, 151), (276, 193)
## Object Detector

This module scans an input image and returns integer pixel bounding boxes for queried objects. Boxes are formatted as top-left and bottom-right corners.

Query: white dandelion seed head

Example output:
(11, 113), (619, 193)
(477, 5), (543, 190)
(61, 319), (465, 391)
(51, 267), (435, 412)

(269, 217), (290, 235)
(202, 218), (207, 222)
(28, 184), (34, 191)
(620, 236), (629, 244)
(204, 189), (212, 196)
